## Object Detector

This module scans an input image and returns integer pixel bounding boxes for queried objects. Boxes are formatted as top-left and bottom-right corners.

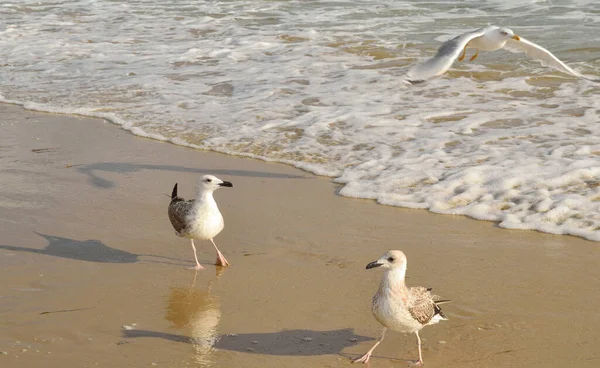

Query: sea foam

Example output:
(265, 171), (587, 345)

(1, 0), (599, 241)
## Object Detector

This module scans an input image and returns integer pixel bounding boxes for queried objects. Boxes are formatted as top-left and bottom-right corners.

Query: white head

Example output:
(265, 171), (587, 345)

(366, 250), (408, 274)
(493, 27), (520, 42)
(196, 174), (233, 194)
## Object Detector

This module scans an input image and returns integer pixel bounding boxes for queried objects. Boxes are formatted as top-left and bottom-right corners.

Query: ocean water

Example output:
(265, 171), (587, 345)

(1, 0), (599, 240)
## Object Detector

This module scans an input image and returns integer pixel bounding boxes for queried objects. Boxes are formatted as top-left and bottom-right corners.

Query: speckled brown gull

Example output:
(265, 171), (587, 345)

(168, 174), (233, 270)
(353, 250), (450, 366)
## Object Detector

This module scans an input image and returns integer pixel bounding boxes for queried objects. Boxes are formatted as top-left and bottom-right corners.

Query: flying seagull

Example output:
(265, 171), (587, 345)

(168, 174), (233, 270)
(406, 25), (600, 83)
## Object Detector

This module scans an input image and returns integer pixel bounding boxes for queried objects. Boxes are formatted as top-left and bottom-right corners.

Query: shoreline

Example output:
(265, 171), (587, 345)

(1, 103), (599, 368)
(3, 99), (598, 243)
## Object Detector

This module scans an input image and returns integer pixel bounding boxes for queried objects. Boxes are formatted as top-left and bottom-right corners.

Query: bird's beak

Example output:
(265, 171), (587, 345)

(512, 35), (520, 41)
(218, 181), (233, 188)
(366, 261), (382, 269)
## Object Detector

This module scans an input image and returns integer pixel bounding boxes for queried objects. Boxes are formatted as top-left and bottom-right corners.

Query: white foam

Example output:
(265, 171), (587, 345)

(1, 0), (599, 241)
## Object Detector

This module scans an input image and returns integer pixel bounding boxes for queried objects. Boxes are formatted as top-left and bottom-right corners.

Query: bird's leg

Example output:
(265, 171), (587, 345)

(458, 46), (467, 61)
(408, 331), (424, 367)
(469, 49), (479, 61)
(352, 327), (386, 364)
(210, 238), (230, 267)
(189, 239), (204, 270)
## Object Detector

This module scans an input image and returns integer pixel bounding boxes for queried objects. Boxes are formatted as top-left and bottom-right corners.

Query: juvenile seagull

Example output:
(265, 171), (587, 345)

(168, 174), (233, 270)
(407, 25), (600, 83)
(353, 250), (449, 366)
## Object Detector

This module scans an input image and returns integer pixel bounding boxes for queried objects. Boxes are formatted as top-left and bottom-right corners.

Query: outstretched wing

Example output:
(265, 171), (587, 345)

(504, 37), (600, 82)
(168, 198), (194, 234)
(406, 27), (488, 83)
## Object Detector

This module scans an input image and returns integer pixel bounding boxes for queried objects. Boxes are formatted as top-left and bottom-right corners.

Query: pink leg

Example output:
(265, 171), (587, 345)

(189, 239), (204, 270)
(353, 328), (386, 364)
(408, 331), (424, 366)
(210, 238), (230, 267)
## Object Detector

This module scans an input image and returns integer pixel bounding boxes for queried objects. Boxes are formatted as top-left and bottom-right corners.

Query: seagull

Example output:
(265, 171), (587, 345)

(406, 25), (600, 83)
(168, 174), (233, 270)
(353, 250), (450, 366)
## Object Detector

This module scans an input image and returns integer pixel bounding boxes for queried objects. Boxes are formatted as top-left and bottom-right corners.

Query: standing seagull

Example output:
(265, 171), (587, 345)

(353, 250), (449, 366)
(168, 174), (233, 270)
(406, 25), (600, 83)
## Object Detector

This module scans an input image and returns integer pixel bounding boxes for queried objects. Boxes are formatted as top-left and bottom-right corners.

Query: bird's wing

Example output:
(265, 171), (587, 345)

(504, 37), (600, 82)
(168, 199), (194, 234)
(406, 27), (488, 83)
(407, 287), (437, 324)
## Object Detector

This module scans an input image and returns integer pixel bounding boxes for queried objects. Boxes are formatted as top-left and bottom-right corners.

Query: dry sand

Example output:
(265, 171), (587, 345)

(1, 103), (599, 368)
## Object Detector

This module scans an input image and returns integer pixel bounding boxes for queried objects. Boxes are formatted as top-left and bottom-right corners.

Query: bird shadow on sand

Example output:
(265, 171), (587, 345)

(75, 162), (309, 189)
(0, 232), (188, 266)
(122, 327), (373, 357)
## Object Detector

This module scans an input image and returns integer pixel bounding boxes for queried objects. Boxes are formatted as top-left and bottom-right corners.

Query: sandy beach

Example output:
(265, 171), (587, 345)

(1, 103), (599, 368)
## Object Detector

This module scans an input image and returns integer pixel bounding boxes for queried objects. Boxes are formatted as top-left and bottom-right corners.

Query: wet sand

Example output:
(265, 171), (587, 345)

(1, 103), (599, 368)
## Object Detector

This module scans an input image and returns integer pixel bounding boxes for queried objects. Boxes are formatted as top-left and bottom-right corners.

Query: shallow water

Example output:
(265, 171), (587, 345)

(1, 0), (599, 240)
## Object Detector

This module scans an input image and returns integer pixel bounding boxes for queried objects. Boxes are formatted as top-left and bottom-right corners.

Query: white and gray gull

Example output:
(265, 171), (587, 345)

(406, 25), (600, 83)
(168, 174), (233, 270)
(353, 250), (450, 366)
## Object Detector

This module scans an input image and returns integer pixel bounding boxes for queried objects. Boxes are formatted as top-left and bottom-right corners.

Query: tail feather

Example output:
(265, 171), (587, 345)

(171, 183), (178, 200)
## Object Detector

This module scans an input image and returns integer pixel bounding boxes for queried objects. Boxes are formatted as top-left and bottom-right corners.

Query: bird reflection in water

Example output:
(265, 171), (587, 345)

(165, 269), (223, 366)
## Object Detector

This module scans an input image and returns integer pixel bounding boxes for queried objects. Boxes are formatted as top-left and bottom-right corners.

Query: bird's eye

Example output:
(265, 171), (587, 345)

(387, 257), (395, 262)
(500, 31), (507, 36)
(206, 178), (212, 183)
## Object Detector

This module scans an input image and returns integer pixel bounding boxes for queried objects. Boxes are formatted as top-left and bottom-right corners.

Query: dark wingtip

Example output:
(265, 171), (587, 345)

(171, 183), (178, 199)
(434, 302), (449, 320)
(437, 309), (448, 320)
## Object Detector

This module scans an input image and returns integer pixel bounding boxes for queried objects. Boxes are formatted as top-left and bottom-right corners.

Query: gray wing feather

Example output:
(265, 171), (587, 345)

(407, 27), (488, 82)
(168, 198), (194, 234)
(504, 37), (600, 82)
